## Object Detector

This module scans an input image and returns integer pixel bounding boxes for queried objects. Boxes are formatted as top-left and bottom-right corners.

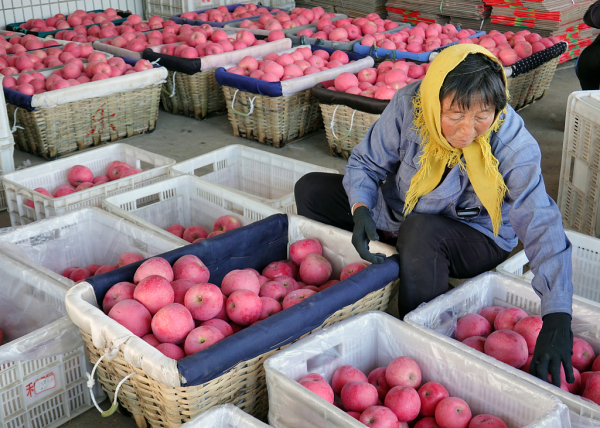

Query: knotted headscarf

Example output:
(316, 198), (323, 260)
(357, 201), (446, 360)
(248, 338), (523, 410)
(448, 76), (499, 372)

(403, 44), (510, 235)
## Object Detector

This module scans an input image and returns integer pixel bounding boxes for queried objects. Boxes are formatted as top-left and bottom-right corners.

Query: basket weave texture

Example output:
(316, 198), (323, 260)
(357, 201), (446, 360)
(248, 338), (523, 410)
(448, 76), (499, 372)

(7, 84), (162, 160)
(161, 69), (226, 120)
(222, 86), (323, 148)
(81, 279), (399, 428)
(320, 103), (380, 159)
(507, 56), (560, 111)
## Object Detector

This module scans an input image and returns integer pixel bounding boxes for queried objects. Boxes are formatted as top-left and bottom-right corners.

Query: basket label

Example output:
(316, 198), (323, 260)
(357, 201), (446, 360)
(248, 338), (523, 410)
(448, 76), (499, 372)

(23, 369), (63, 406)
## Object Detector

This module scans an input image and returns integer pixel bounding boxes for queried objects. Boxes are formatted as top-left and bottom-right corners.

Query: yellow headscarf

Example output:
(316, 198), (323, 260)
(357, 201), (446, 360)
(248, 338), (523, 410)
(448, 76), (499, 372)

(403, 44), (510, 236)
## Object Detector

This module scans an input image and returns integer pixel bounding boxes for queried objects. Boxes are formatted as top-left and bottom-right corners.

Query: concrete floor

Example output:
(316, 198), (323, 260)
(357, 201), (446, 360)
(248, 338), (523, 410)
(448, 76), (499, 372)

(0, 63), (581, 427)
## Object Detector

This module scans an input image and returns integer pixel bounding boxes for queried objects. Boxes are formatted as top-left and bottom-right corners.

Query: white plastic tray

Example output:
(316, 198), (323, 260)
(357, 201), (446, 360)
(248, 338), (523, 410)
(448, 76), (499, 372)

(496, 229), (600, 305)
(169, 144), (338, 213)
(405, 272), (600, 428)
(0, 207), (183, 285)
(181, 404), (270, 427)
(2, 143), (176, 226)
(264, 311), (570, 428)
(102, 173), (282, 245)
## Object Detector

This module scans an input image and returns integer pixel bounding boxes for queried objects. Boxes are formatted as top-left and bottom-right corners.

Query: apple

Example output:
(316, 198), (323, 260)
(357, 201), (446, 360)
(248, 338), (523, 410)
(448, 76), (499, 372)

(478, 306), (504, 327)
(332, 365), (368, 395)
(200, 318), (234, 337)
(299, 373), (334, 403)
(262, 261), (293, 280)
(142, 333), (160, 347)
(513, 315), (542, 355)
(133, 275), (175, 315)
(340, 262), (368, 280)
(156, 343), (185, 361)
(183, 226), (208, 243)
(226, 289), (262, 326)
(151, 303), (195, 343)
(173, 254), (210, 283)
(461, 336), (486, 352)
(341, 381), (379, 412)
(583, 373), (600, 405)
(259, 296), (282, 319)
(184, 283), (223, 321)
(289, 238), (323, 265)
(221, 269), (261, 296)
(166, 224), (185, 237)
(67, 165), (93, 187)
(418, 382), (449, 417)
(184, 325), (224, 355)
(133, 257), (174, 283)
(493, 307), (528, 331)
(171, 279), (196, 305)
(360, 405), (400, 428)
(102, 282), (136, 313)
(119, 252), (143, 267)
(456, 313), (491, 341)
(108, 299), (152, 337)
(468, 414), (507, 428)
(415, 417), (440, 428)
(368, 367), (391, 400)
(484, 330), (528, 368)
(435, 397), (471, 428)
(386, 356), (421, 389)
(281, 288), (316, 309)
(259, 281), (287, 302)
(572, 337), (596, 372)
(214, 215), (241, 232)
(385, 386), (420, 422)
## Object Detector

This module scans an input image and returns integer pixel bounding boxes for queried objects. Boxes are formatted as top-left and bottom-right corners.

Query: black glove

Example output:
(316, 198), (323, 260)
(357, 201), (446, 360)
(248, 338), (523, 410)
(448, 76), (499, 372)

(529, 312), (574, 387)
(351, 206), (385, 264)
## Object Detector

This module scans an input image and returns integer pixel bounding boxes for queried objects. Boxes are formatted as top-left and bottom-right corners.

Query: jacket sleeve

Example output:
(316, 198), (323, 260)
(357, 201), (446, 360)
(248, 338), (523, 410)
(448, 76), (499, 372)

(343, 91), (406, 211)
(501, 134), (573, 316)
(584, 0), (600, 28)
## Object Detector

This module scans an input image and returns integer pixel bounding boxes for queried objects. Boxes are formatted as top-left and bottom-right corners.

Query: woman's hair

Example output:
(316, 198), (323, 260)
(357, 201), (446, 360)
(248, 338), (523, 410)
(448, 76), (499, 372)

(438, 53), (507, 112)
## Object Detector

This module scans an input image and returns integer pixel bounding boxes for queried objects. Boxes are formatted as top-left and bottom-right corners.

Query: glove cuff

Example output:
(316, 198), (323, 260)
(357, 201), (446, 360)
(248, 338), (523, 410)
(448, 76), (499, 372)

(542, 312), (572, 329)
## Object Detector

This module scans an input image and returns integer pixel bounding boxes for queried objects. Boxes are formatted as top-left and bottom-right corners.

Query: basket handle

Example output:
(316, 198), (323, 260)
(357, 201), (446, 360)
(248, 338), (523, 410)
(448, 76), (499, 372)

(230, 89), (256, 117)
(330, 104), (357, 141)
(11, 107), (23, 133)
(87, 348), (137, 418)
(386, 49), (397, 61)
(369, 43), (379, 59)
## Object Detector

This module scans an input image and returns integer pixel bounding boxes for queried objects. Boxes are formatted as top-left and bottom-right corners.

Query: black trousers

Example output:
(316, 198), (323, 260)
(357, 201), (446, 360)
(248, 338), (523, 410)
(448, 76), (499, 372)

(576, 41), (600, 90)
(295, 173), (510, 318)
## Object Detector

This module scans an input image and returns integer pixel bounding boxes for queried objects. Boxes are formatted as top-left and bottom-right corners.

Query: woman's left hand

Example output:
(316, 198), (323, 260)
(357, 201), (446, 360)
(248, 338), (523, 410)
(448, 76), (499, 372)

(529, 312), (574, 387)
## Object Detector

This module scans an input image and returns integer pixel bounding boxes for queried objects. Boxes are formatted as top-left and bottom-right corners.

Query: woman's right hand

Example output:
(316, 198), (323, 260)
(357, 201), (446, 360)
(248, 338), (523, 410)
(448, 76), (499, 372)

(352, 206), (386, 264)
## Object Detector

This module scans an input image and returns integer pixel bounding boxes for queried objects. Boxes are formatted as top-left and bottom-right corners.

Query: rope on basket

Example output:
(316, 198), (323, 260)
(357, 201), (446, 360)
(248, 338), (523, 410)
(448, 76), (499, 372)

(230, 89), (256, 117)
(330, 105), (357, 141)
(170, 71), (177, 98)
(11, 107), (23, 133)
(86, 346), (137, 418)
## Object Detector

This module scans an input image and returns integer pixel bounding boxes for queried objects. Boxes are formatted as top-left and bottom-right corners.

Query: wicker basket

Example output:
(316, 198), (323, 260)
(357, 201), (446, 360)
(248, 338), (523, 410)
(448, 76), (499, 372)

(161, 69), (226, 120)
(7, 84), (162, 160)
(80, 279), (399, 427)
(320, 103), (380, 159)
(222, 86), (323, 148)
(506, 56), (560, 111)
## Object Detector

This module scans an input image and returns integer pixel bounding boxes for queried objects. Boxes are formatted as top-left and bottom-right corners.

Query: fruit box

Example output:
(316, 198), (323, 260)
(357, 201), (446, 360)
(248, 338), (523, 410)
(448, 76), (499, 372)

(181, 404), (270, 427)
(0, 255), (92, 428)
(170, 4), (280, 27)
(4, 59), (167, 160)
(2, 143), (175, 226)
(168, 144), (339, 213)
(404, 272), (600, 428)
(0, 207), (183, 286)
(264, 311), (569, 428)
(215, 44), (374, 147)
(64, 213), (398, 426)
(101, 173), (283, 245)
(496, 230), (600, 306)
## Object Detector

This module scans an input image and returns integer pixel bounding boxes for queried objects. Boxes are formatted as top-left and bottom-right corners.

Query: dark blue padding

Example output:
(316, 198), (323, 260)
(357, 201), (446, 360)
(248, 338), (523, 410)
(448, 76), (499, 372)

(353, 30), (486, 61)
(215, 46), (371, 96)
(4, 57), (163, 110)
(86, 213), (400, 386)
(169, 4), (278, 28)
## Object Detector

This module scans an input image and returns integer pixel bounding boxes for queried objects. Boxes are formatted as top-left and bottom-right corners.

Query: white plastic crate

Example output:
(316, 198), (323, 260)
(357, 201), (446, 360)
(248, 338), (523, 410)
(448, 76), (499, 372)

(0, 207), (183, 286)
(1, 143), (176, 226)
(405, 272), (600, 428)
(169, 144), (339, 213)
(0, 141), (15, 212)
(181, 404), (270, 427)
(557, 91), (600, 238)
(0, 256), (91, 428)
(496, 229), (600, 305)
(144, 0), (251, 20)
(102, 173), (282, 245)
(264, 311), (569, 428)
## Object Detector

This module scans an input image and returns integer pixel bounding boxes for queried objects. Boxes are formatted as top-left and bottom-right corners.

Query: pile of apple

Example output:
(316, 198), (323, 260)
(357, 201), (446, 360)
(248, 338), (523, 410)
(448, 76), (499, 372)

(166, 215), (242, 243)
(54, 14), (165, 43)
(6, 57), (154, 95)
(455, 30), (561, 66)
(179, 4), (279, 23)
(359, 23), (479, 55)
(457, 306), (600, 404)
(299, 357), (509, 428)
(99, 21), (186, 50)
(26, 161), (143, 208)
(0, 42), (94, 77)
(18, 8), (122, 33)
(325, 59), (427, 99)
(227, 48), (354, 82)
(291, 14), (400, 42)
(238, 7), (338, 31)
(162, 28), (268, 58)
(0, 34), (59, 56)
(103, 237), (368, 360)
(61, 251), (146, 282)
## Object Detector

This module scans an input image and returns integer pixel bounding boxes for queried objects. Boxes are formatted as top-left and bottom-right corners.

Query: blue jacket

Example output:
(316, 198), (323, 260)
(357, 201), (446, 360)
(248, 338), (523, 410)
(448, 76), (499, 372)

(343, 81), (573, 316)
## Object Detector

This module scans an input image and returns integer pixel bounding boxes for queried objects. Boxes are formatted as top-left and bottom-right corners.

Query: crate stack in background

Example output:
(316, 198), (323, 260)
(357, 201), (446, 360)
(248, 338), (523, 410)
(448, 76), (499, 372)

(386, 0), (490, 26)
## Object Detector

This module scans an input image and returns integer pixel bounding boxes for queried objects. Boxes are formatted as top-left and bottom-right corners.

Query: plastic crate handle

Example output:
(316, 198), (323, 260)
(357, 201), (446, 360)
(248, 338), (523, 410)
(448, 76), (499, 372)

(590, 92), (600, 103)
(330, 104), (357, 141)
(230, 89), (256, 117)
(87, 347), (137, 418)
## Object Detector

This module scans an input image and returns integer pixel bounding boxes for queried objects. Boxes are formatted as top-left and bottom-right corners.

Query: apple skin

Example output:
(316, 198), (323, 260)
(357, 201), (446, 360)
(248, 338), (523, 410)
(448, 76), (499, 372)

(341, 381), (379, 413)
(456, 313), (491, 341)
(493, 307), (528, 331)
(386, 356), (422, 389)
(332, 365), (368, 395)
(359, 405), (399, 428)
(434, 397), (472, 428)
(572, 337), (596, 372)
(468, 414), (508, 428)
(384, 386), (420, 422)
(299, 373), (334, 403)
(418, 382), (449, 417)
(415, 417), (440, 428)
(368, 367), (391, 400)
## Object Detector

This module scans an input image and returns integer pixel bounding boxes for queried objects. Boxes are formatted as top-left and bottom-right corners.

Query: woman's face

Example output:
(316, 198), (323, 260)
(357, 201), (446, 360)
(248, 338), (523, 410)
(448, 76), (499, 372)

(440, 94), (496, 149)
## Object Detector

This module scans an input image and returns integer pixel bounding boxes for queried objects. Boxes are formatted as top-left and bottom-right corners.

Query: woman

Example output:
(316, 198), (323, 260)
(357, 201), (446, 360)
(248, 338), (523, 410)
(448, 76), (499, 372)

(296, 44), (574, 386)
(576, 0), (600, 90)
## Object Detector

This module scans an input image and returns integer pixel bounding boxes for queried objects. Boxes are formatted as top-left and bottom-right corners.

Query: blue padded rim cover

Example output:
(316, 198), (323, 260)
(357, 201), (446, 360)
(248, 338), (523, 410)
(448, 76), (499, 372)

(86, 213), (400, 386)
(214, 45), (370, 96)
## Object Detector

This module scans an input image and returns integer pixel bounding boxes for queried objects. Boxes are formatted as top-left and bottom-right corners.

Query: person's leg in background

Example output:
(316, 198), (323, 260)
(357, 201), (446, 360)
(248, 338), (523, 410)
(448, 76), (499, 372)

(576, 42), (600, 90)
(294, 173), (354, 232)
(395, 214), (510, 319)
